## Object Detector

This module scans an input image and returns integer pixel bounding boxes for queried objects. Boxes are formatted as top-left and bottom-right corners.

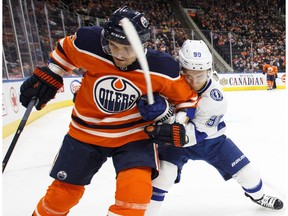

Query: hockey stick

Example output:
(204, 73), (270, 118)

(2, 97), (37, 173)
(121, 17), (154, 105)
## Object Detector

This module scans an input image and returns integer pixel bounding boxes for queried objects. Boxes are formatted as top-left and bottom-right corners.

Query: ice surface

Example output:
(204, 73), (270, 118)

(2, 90), (287, 216)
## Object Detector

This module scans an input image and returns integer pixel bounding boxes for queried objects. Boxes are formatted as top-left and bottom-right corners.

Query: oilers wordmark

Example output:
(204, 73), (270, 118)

(98, 88), (137, 111)
(94, 76), (141, 113)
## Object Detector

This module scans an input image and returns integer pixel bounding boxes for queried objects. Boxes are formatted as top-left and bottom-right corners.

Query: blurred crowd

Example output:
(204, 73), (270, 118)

(52, 0), (188, 58)
(186, 0), (285, 72)
(2, 0), (286, 80)
(45, 0), (287, 72)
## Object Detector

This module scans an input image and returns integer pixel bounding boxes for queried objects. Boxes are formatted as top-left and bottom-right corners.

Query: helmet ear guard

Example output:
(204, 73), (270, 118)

(101, 6), (150, 50)
(179, 40), (212, 71)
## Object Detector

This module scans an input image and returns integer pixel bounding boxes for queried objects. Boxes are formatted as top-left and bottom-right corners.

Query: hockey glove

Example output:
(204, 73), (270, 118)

(144, 123), (188, 147)
(137, 93), (173, 122)
(20, 66), (63, 110)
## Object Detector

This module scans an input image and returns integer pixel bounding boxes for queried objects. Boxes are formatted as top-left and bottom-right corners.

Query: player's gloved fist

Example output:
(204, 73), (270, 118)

(144, 123), (188, 147)
(20, 66), (63, 110)
(137, 93), (173, 122)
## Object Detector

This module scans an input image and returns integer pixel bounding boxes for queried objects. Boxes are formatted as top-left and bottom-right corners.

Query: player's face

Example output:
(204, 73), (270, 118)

(182, 69), (208, 91)
(109, 41), (137, 68)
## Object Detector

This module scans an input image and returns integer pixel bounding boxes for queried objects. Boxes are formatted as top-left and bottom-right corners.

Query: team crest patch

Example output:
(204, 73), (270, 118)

(94, 76), (141, 113)
(210, 89), (223, 101)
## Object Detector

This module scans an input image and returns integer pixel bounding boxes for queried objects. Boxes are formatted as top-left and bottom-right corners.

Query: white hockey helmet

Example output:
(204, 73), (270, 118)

(179, 40), (212, 71)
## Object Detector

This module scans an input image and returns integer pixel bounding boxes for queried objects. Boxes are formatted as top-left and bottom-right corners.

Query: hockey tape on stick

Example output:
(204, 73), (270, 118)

(120, 17), (154, 105)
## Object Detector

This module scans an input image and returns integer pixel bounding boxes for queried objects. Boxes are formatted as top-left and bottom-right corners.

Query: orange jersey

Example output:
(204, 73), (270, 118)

(272, 65), (278, 75)
(262, 63), (270, 72)
(263, 64), (277, 75)
(49, 26), (198, 147)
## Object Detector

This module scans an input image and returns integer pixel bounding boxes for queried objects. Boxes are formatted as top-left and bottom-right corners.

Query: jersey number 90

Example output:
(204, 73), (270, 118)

(194, 52), (201, 57)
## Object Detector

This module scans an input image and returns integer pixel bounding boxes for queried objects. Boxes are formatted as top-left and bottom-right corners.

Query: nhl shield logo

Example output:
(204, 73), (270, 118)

(94, 76), (141, 113)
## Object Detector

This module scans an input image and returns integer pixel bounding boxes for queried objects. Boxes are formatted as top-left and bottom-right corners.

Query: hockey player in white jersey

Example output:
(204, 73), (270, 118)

(140, 40), (284, 215)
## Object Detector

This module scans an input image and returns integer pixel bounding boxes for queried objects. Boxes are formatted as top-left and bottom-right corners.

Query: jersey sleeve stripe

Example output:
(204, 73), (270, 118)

(56, 42), (68, 59)
(51, 50), (76, 71)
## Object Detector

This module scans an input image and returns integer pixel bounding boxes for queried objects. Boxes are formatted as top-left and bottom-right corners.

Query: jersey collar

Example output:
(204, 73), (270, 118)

(197, 78), (212, 95)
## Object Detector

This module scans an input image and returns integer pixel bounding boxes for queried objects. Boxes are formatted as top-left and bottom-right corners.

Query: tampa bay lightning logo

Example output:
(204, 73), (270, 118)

(94, 76), (141, 113)
(210, 89), (223, 101)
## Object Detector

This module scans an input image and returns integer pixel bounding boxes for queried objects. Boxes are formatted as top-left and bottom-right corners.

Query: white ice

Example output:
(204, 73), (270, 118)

(2, 90), (287, 216)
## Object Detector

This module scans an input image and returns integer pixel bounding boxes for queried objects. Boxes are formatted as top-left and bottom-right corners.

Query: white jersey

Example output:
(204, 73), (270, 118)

(178, 78), (227, 147)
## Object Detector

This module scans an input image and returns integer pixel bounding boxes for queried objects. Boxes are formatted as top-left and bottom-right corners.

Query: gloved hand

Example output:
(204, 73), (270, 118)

(144, 123), (188, 147)
(137, 93), (173, 122)
(20, 66), (63, 110)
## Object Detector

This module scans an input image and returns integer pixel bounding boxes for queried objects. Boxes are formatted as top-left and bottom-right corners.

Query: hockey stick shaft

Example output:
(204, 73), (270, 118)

(2, 97), (37, 173)
(121, 18), (154, 104)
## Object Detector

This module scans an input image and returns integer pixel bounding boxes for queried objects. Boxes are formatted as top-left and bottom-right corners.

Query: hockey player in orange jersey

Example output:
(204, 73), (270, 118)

(19, 6), (198, 216)
(262, 63), (278, 90)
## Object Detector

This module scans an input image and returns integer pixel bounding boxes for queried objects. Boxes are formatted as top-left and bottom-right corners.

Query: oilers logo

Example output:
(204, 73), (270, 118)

(94, 76), (141, 113)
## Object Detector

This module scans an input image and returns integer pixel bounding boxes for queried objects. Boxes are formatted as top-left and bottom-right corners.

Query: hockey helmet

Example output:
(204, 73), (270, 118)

(179, 40), (212, 71)
(102, 6), (150, 45)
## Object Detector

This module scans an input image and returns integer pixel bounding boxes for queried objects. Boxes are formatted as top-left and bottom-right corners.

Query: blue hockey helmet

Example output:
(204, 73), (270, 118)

(102, 6), (150, 46)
